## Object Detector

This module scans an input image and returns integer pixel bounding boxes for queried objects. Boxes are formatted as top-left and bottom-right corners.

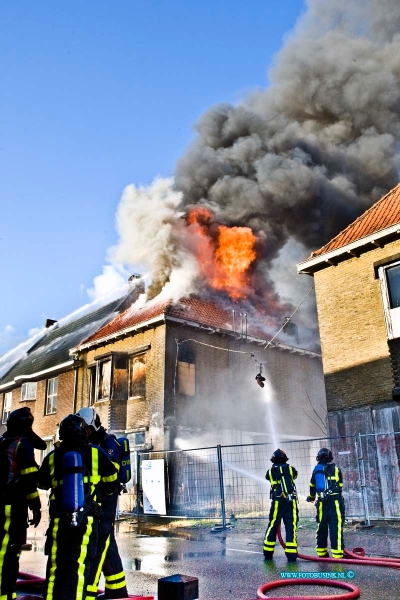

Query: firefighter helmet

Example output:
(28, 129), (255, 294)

(316, 447), (333, 463)
(59, 414), (89, 442)
(76, 407), (101, 431)
(270, 448), (288, 464)
(6, 407), (47, 450)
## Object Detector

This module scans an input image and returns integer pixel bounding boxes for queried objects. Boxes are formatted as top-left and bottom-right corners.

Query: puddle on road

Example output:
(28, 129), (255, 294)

(124, 549), (225, 574)
(116, 521), (207, 541)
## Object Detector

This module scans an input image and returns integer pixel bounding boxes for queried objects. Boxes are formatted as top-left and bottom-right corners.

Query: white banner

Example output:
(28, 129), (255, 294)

(142, 459), (166, 515)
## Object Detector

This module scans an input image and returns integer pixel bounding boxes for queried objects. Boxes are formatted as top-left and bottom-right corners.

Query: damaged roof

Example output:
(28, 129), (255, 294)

(77, 296), (320, 357)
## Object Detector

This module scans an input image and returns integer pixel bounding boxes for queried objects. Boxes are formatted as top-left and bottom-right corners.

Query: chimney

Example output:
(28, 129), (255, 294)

(45, 319), (58, 328)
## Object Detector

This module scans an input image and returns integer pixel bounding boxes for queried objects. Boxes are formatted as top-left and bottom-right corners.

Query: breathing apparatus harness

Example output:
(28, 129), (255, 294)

(313, 461), (341, 505)
(268, 463), (297, 503)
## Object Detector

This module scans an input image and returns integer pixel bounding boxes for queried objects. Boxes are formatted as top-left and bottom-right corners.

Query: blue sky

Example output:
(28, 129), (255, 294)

(0, 0), (305, 353)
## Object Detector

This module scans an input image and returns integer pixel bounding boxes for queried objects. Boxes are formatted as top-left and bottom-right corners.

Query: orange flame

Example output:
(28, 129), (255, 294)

(186, 208), (257, 299)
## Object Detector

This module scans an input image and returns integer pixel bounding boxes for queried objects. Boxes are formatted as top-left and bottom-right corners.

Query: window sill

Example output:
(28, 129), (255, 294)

(20, 398), (36, 402)
(128, 396), (146, 401)
(94, 398), (110, 404)
(45, 412), (57, 416)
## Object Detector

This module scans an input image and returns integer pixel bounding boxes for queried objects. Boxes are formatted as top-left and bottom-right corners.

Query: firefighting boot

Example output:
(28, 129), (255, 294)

(263, 550), (274, 560)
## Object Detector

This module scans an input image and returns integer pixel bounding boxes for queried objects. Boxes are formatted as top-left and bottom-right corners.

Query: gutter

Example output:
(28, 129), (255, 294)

(297, 222), (400, 275)
(72, 313), (166, 353)
(0, 360), (75, 391)
(166, 315), (321, 358)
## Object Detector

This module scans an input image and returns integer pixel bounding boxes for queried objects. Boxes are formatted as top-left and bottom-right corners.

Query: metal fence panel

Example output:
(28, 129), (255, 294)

(136, 435), (365, 521)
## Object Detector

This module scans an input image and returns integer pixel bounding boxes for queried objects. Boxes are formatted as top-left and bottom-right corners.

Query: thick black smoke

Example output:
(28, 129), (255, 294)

(175, 0), (400, 263)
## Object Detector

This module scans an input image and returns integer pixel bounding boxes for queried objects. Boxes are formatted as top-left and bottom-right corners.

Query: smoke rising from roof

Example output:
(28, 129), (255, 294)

(100, 0), (400, 344)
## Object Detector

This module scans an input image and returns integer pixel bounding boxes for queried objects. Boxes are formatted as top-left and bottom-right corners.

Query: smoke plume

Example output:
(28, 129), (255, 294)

(103, 0), (400, 344)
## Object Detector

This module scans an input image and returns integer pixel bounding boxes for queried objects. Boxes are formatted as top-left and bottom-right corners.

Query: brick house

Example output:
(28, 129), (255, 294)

(73, 296), (326, 452)
(297, 183), (400, 435)
(0, 285), (141, 458)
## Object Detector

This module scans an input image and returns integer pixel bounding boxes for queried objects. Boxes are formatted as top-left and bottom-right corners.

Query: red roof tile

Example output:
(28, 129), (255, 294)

(310, 183), (400, 258)
(80, 296), (272, 346)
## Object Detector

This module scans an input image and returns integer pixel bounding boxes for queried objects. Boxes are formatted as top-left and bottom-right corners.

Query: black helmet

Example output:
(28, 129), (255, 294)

(270, 449), (288, 464)
(7, 407), (46, 450)
(59, 414), (89, 442)
(316, 448), (333, 463)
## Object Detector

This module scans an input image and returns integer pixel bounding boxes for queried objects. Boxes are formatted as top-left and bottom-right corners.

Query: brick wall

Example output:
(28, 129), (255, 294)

(75, 324), (166, 450)
(165, 324), (327, 447)
(0, 369), (76, 439)
(313, 239), (400, 411)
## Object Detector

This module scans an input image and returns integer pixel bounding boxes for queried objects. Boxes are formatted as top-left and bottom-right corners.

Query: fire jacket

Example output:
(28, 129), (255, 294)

(309, 462), (343, 500)
(38, 442), (118, 518)
(265, 464), (298, 499)
(0, 434), (41, 512)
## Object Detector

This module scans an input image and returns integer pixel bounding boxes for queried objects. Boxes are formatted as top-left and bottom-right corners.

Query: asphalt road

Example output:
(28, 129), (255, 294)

(19, 517), (400, 599)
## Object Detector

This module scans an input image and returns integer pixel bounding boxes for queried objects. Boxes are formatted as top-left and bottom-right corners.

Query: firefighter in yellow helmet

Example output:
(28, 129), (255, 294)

(307, 447), (345, 559)
(263, 448), (298, 561)
(38, 414), (118, 600)
(0, 407), (44, 600)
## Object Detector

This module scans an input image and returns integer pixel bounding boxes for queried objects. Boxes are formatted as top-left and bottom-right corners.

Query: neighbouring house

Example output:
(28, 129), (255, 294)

(0, 282), (142, 459)
(297, 183), (400, 436)
(72, 296), (327, 453)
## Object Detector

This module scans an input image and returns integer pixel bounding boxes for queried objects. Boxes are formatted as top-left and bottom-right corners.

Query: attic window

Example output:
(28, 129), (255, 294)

(21, 382), (37, 401)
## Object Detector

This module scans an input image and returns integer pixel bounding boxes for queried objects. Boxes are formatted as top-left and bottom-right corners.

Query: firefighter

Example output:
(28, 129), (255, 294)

(76, 407), (128, 600)
(263, 448), (298, 561)
(38, 414), (118, 600)
(0, 407), (45, 600)
(306, 447), (345, 559)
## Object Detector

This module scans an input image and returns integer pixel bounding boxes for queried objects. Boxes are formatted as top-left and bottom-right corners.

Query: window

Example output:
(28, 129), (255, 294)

(2, 392), (12, 424)
(386, 264), (400, 309)
(21, 382), (37, 401)
(45, 377), (58, 415)
(177, 362), (196, 396)
(89, 367), (96, 405)
(129, 354), (146, 398)
(98, 360), (111, 400)
(37, 438), (54, 465)
(134, 431), (145, 445)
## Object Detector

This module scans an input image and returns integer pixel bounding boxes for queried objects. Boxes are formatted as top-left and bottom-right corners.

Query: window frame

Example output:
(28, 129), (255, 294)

(21, 381), (37, 402)
(2, 391), (12, 424)
(88, 366), (97, 406)
(129, 353), (147, 399)
(96, 359), (112, 402)
(45, 376), (58, 415)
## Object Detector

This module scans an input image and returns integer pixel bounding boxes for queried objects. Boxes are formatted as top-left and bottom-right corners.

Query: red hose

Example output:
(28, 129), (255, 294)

(257, 578), (360, 600)
(277, 524), (400, 570)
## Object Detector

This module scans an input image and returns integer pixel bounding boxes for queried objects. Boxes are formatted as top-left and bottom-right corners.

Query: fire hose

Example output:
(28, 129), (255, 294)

(277, 523), (400, 570)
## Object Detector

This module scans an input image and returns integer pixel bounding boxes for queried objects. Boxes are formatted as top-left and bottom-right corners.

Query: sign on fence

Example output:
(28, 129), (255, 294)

(142, 459), (166, 515)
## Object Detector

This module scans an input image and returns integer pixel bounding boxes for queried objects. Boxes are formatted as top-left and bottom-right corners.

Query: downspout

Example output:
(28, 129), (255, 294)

(72, 363), (78, 414)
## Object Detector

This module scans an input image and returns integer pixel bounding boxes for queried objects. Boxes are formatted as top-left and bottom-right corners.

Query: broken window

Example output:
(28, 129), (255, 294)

(88, 367), (96, 405)
(129, 354), (146, 398)
(21, 382), (37, 401)
(98, 360), (111, 400)
(177, 345), (195, 396)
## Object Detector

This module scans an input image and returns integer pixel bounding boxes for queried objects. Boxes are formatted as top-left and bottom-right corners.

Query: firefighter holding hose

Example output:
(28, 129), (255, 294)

(307, 447), (345, 559)
(38, 414), (118, 600)
(263, 449), (298, 562)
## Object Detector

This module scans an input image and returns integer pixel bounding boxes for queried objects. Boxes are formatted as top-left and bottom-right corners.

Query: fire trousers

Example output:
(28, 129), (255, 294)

(0, 502), (27, 600)
(263, 497), (298, 559)
(86, 518), (127, 600)
(316, 495), (345, 558)
(45, 515), (98, 600)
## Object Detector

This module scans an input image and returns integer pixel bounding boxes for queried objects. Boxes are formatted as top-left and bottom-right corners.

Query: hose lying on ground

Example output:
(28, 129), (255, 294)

(256, 578), (360, 600)
(277, 524), (400, 570)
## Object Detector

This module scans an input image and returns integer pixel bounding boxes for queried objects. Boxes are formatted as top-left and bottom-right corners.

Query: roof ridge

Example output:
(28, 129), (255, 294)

(311, 183), (400, 257)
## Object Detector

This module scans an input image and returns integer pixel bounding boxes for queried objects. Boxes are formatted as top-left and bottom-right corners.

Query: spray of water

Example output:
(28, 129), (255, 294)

(261, 374), (280, 449)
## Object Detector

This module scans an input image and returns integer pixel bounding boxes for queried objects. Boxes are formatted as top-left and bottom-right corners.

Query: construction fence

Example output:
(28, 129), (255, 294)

(128, 432), (400, 524)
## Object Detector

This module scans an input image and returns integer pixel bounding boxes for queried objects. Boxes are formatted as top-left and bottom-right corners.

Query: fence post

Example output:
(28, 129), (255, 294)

(216, 445), (227, 528)
(356, 434), (371, 526)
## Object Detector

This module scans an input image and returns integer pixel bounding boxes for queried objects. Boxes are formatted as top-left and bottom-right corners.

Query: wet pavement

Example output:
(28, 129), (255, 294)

(19, 516), (400, 599)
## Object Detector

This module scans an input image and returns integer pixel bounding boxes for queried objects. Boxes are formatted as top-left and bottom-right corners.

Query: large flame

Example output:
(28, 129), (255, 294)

(186, 207), (257, 299)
